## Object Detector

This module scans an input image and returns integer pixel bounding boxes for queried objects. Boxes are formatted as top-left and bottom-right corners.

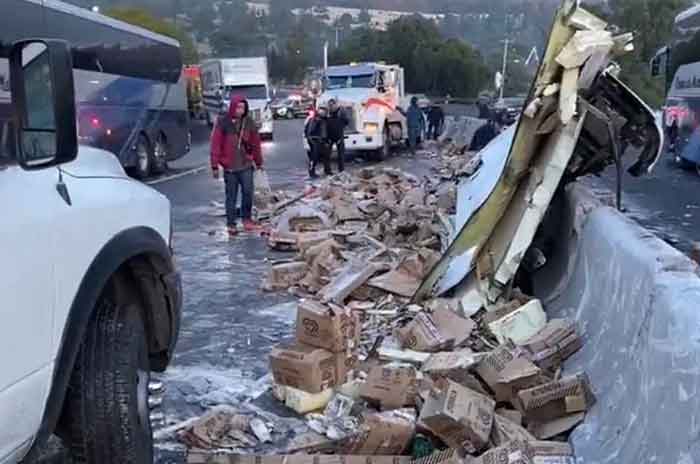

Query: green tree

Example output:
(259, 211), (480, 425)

(107, 7), (199, 64)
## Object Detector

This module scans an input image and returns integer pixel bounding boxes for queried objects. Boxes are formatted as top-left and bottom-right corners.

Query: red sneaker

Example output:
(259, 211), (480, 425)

(243, 219), (262, 232)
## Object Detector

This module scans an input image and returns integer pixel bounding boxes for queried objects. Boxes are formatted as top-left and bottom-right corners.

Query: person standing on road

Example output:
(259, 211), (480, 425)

(211, 94), (264, 236)
(427, 105), (445, 140)
(326, 98), (349, 173)
(305, 104), (331, 178)
(407, 96), (425, 155)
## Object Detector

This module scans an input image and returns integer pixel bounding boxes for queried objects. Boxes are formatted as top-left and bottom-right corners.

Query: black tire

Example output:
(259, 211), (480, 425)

(133, 135), (152, 180)
(152, 134), (168, 175)
(64, 298), (153, 464)
(375, 125), (391, 161)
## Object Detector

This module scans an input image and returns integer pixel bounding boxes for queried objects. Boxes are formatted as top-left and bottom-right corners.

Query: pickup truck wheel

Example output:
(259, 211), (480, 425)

(133, 135), (152, 180)
(64, 299), (153, 464)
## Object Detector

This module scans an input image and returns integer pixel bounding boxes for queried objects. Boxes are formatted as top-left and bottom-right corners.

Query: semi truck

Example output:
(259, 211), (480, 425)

(305, 62), (408, 160)
(201, 57), (274, 139)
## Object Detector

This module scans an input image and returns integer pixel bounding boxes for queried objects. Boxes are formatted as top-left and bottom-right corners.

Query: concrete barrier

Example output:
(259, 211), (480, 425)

(534, 184), (700, 464)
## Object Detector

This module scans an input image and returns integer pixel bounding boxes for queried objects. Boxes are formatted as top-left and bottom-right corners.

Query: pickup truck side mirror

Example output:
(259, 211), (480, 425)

(10, 39), (77, 170)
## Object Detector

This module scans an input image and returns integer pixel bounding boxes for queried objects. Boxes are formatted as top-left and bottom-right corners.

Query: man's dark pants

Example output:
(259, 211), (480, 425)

(224, 167), (254, 226)
(328, 138), (345, 172)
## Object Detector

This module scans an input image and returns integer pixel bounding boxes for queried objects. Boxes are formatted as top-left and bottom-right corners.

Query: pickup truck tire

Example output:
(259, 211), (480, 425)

(64, 298), (153, 464)
(152, 134), (168, 175)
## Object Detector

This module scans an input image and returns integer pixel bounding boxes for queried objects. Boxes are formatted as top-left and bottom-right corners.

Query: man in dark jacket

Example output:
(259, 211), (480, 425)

(427, 105), (445, 140)
(326, 98), (349, 172)
(469, 117), (500, 152)
(406, 96), (425, 154)
(304, 104), (331, 178)
(211, 94), (264, 236)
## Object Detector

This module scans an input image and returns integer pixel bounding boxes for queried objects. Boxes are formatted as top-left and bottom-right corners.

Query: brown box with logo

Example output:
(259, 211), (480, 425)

(296, 299), (361, 353)
(396, 313), (454, 353)
(418, 379), (495, 454)
(521, 319), (582, 371)
(360, 365), (417, 410)
(517, 372), (596, 422)
(269, 344), (340, 394)
(343, 409), (416, 455)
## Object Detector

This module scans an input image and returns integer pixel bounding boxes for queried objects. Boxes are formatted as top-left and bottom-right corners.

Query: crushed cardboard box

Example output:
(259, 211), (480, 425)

(343, 409), (417, 455)
(520, 319), (582, 371)
(269, 344), (345, 393)
(517, 372), (596, 422)
(419, 379), (495, 454)
(360, 365), (418, 410)
(396, 313), (454, 353)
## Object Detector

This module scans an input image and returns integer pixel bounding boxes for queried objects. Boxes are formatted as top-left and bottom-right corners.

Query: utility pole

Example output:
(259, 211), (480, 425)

(335, 27), (339, 49)
(499, 38), (509, 101)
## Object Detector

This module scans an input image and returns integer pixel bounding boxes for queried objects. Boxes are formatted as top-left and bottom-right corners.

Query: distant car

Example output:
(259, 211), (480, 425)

(272, 96), (313, 119)
(490, 96), (526, 126)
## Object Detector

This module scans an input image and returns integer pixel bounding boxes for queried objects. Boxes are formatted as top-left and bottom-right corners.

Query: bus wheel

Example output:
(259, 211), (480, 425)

(134, 135), (153, 180)
(152, 134), (168, 175)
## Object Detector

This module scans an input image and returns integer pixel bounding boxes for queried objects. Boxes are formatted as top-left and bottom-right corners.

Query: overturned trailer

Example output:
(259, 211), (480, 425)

(414, 1), (700, 462)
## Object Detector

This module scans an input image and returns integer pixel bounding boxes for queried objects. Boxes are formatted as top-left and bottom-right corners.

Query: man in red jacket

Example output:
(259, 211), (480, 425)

(211, 94), (264, 236)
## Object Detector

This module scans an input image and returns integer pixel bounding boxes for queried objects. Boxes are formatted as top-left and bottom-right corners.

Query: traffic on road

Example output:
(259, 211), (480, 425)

(2, 1), (700, 464)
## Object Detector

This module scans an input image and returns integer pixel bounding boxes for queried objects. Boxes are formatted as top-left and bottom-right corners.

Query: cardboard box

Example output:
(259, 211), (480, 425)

(188, 456), (412, 464)
(521, 319), (582, 371)
(528, 412), (585, 440)
(360, 365), (417, 409)
(517, 372), (596, 422)
(410, 449), (461, 464)
(469, 439), (532, 464)
(488, 299), (547, 345)
(431, 308), (476, 347)
(476, 344), (549, 404)
(396, 313), (454, 353)
(490, 412), (536, 447)
(418, 379), (495, 454)
(269, 344), (339, 393)
(343, 409), (416, 455)
(528, 440), (575, 464)
(296, 300), (361, 353)
(422, 350), (489, 395)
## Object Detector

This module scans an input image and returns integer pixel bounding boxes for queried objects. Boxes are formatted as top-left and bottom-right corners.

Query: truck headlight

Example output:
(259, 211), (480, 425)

(364, 122), (379, 134)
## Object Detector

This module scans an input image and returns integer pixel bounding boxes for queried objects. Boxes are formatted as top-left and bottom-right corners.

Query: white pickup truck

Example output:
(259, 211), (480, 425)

(0, 38), (181, 464)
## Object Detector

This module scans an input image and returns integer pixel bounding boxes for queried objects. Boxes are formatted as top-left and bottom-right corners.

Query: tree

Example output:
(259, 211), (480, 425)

(107, 7), (199, 64)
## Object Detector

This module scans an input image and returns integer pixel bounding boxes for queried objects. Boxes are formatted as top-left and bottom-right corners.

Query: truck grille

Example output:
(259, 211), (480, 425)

(344, 106), (357, 133)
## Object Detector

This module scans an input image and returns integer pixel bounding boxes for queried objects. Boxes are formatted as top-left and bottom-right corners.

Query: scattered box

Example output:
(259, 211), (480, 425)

(419, 379), (495, 454)
(490, 412), (536, 447)
(284, 385), (334, 414)
(343, 409), (416, 455)
(269, 344), (340, 393)
(422, 350), (487, 392)
(528, 412), (585, 440)
(469, 439), (531, 464)
(264, 262), (309, 291)
(528, 440), (575, 464)
(475, 344), (548, 404)
(520, 319), (582, 371)
(296, 299), (361, 353)
(488, 299), (547, 345)
(496, 408), (523, 425)
(517, 372), (596, 422)
(396, 313), (454, 353)
(360, 365), (418, 410)
(190, 456), (412, 464)
(431, 308), (476, 347)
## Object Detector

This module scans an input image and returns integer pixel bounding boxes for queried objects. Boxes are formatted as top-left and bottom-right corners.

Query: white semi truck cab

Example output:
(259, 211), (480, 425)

(202, 57), (274, 140)
(306, 62), (408, 159)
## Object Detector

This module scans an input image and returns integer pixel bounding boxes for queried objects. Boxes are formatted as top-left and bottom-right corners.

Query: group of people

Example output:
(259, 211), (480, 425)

(406, 96), (446, 154)
(209, 93), (496, 237)
(304, 98), (349, 178)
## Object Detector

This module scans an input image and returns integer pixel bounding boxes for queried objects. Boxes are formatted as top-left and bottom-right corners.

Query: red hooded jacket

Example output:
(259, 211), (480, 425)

(210, 95), (263, 171)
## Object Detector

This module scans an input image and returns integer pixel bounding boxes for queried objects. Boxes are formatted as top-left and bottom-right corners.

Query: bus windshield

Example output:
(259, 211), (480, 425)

(225, 85), (267, 100)
(327, 74), (375, 90)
